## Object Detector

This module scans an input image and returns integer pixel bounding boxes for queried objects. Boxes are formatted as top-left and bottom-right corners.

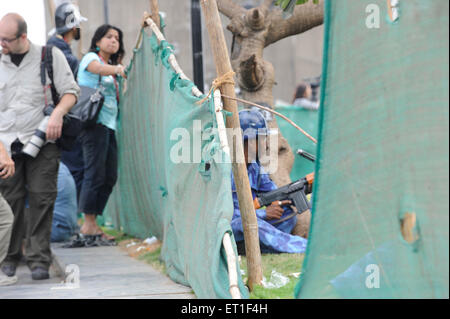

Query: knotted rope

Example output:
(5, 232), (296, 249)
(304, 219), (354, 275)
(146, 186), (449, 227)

(196, 71), (236, 105)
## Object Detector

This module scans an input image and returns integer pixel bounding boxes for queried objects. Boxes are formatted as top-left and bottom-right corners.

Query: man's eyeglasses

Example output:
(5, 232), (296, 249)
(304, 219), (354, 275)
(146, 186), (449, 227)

(0, 35), (20, 44)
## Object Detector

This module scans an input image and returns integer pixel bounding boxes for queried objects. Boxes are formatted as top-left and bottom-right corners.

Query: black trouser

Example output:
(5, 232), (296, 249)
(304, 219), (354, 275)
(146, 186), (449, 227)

(78, 124), (118, 216)
(0, 143), (60, 270)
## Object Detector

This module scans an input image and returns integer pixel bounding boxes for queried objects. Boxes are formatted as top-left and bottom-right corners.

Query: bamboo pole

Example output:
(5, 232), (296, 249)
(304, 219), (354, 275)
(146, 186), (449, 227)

(46, 0), (56, 25)
(214, 91), (239, 298)
(222, 233), (241, 298)
(150, 0), (161, 30)
(144, 17), (202, 97)
(200, 0), (263, 290)
(72, 0), (83, 60)
(214, 89), (230, 156)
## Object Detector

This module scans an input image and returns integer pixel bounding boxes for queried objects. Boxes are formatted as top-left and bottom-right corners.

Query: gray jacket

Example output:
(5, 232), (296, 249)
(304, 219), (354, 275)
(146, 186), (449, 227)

(0, 41), (80, 156)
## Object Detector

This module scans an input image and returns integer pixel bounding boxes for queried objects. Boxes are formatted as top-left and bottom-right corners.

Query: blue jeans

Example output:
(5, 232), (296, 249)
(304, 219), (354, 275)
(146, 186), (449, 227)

(61, 137), (84, 201)
(51, 163), (79, 242)
(78, 124), (118, 215)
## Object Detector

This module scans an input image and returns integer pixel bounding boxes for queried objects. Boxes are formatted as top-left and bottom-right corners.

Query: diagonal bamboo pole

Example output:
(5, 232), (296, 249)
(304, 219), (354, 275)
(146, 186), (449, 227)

(144, 16), (202, 97)
(221, 94), (318, 144)
(200, 0), (263, 290)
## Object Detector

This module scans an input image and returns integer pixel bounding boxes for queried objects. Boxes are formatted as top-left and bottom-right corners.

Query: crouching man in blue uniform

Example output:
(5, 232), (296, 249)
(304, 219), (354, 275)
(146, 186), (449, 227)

(231, 109), (308, 254)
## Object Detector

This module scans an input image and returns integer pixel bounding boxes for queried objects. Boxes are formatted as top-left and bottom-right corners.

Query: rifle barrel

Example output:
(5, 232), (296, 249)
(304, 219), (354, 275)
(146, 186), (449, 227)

(297, 149), (316, 162)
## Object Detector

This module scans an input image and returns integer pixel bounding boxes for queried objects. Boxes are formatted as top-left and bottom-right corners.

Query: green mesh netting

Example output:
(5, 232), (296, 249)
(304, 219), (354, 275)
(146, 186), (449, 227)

(295, 0), (449, 298)
(275, 106), (318, 180)
(104, 30), (249, 299)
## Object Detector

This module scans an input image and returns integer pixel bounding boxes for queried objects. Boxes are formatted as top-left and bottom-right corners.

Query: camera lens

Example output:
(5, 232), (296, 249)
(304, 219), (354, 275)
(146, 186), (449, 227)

(21, 116), (49, 158)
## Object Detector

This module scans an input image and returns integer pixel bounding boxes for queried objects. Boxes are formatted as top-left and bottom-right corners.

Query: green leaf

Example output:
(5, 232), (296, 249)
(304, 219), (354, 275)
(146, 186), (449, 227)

(275, 0), (319, 17)
(274, 0), (319, 19)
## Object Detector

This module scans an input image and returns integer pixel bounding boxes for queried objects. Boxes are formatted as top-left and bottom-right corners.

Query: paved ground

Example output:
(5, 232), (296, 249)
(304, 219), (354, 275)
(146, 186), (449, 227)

(0, 244), (195, 299)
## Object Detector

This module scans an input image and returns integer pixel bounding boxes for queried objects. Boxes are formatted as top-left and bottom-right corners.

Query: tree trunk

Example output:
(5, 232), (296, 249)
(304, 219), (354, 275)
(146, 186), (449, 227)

(217, 0), (324, 186)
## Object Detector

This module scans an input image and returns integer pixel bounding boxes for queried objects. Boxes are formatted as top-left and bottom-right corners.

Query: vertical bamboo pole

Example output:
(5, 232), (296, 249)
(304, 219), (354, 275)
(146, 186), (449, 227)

(200, 0), (263, 290)
(47, 0), (56, 25)
(77, 31), (83, 60)
(150, 0), (161, 30)
(72, 0), (83, 60)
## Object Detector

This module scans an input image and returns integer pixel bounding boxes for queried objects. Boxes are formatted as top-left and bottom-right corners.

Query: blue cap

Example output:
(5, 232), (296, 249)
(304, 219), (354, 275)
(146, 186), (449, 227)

(239, 109), (269, 141)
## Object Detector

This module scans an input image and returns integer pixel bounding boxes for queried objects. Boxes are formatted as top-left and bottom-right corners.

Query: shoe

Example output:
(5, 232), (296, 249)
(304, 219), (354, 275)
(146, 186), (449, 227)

(1, 264), (16, 277)
(0, 274), (18, 286)
(31, 267), (49, 280)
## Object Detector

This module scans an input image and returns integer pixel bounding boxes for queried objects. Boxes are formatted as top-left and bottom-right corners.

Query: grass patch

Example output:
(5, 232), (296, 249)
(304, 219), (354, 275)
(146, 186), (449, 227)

(138, 246), (166, 274)
(137, 247), (196, 296)
(239, 253), (305, 299)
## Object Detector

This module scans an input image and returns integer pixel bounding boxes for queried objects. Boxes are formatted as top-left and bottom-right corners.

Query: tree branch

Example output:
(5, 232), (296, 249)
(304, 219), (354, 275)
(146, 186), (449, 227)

(266, 0), (324, 47)
(217, 0), (245, 19)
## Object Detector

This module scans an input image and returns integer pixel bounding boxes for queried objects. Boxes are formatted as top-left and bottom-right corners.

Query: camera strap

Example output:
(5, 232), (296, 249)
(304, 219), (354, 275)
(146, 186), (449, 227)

(40, 45), (60, 106)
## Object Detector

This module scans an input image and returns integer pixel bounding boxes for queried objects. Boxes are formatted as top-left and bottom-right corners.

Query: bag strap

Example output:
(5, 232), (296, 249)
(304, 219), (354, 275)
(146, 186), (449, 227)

(40, 45), (60, 105)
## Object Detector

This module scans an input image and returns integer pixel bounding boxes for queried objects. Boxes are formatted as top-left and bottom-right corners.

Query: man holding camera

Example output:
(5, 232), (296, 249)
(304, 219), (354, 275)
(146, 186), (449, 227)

(0, 13), (79, 280)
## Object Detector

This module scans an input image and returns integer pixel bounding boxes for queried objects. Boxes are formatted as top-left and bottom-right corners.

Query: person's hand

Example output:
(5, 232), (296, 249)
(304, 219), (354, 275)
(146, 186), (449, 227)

(46, 108), (64, 140)
(0, 147), (15, 179)
(115, 64), (127, 79)
(265, 200), (291, 220)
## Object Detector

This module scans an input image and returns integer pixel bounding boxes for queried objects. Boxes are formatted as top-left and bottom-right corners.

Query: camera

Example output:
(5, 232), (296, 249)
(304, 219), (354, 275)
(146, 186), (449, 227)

(21, 105), (54, 158)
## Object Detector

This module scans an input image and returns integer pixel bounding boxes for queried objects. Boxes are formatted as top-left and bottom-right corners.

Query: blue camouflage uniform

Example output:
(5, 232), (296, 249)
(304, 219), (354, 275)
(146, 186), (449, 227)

(231, 161), (308, 253)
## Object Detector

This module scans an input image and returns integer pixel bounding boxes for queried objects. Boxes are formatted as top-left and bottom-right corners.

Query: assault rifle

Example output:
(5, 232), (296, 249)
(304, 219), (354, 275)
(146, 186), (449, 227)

(253, 172), (314, 224)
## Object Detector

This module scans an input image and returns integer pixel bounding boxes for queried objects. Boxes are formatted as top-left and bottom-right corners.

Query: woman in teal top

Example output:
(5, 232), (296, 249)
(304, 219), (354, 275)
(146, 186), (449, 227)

(76, 24), (126, 241)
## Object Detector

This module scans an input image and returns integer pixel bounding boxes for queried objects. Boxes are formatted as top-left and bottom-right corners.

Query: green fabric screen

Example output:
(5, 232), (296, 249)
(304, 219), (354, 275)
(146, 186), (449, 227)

(275, 106), (319, 181)
(105, 30), (249, 299)
(295, 0), (449, 298)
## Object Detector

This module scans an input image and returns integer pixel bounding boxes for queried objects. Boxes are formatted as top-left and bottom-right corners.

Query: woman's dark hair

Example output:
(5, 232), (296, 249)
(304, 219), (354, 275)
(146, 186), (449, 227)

(292, 83), (307, 103)
(89, 24), (125, 65)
